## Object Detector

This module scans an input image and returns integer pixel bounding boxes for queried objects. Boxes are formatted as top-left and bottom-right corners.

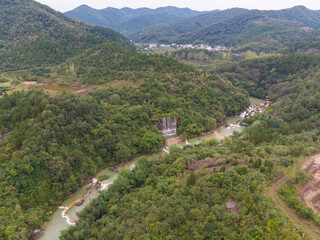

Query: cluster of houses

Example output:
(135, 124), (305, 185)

(147, 43), (229, 52)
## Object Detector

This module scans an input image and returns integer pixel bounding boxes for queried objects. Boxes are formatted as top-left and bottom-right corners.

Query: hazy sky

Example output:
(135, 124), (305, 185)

(36, 0), (320, 12)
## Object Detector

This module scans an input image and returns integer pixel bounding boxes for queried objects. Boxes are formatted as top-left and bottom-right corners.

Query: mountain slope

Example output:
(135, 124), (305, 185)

(0, 2), (251, 239)
(0, 0), (130, 71)
(65, 6), (205, 36)
(132, 8), (248, 42)
(265, 6), (320, 29)
(133, 6), (320, 52)
(0, 0), (198, 87)
(60, 54), (320, 240)
(173, 11), (318, 52)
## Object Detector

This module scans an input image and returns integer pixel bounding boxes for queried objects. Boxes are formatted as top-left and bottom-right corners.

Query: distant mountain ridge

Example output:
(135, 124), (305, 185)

(0, 0), (197, 86)
(65, 5), (208, 36)
(132, 6), (320, 53)
(131, 8), (248, 43)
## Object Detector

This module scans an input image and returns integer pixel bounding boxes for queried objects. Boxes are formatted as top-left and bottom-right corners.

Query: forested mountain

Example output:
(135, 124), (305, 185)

(0, 55), (249, 240)
(216, 54), (320, 98)
(0, 0), (130, 71)
(217, 54), (320, 122)
(65, 5), (205, 36)
(2, 1), (320, 240)
(132, 8), (248, 42)
(173, 15), (319, 53)
(61, 53), (320, 240)
(265, 5), (320, 28)
(0, 0), (197, 85)
(0, 1), (251, 239)
(133, 6), (320, 53)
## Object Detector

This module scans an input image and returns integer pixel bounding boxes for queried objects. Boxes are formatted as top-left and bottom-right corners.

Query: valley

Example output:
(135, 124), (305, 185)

(0, 1), (320, 240)
(39, 97), (264, 239)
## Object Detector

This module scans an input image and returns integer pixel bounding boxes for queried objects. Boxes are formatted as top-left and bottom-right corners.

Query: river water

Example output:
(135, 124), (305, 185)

(40, 97), (263, 240)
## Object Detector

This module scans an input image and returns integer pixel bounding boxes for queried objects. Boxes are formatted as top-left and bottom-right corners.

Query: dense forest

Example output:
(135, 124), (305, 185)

(1, 1), (320, 240)
(132, 6), (320, 53)
(54, 42), (196, 85)
(61, 90), (320, 239)
(0, 0), (130, 71)
(216, 54), (320, 98)
(0, 73), (248, 239)
(61, 50), (320, 240)
(65, 5), (204, 36)
(131, 8), (247, 43)
(0, 89), (164, 239)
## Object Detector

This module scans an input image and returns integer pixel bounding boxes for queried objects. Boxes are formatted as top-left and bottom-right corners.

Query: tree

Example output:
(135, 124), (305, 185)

(187, 173), (196, 186)
(138, 132), (163, 153)
(110, 94), (121, 105)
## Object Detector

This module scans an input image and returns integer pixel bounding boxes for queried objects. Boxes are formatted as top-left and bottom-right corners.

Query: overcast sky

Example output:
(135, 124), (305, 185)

(36, 0), (320, 12)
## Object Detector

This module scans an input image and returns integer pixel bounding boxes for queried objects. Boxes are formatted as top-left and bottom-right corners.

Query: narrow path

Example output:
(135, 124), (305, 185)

(270, 176), (320, 239)
(74, 87), (92, 94)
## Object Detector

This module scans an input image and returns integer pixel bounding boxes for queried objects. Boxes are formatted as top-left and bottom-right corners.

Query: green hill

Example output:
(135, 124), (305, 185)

(65, 5), (205, 36)
(2, 2), (320, 240)
(0, 0), (130, 71)
(173, 12), (319, 53)
(216, 54), (320, 98)
(0, 0), (196, 86)
(61, 54), (320, 240)
(133, 6), (320, 53)
(132, 8), (247, 42)
(0, 2), (251, 239)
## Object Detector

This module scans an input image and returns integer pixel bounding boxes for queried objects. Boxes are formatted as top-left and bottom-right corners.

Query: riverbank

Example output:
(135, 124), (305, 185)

(175, 97), (266, 147)
(39, 97), (265, 239)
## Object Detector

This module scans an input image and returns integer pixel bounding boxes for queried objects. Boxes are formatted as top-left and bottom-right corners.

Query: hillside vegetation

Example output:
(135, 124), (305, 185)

(0, 73), (250, 239)
(0, 0), (131, 71)
(61, 53), (320, 240)
(0, 2), (252, 239)
(132, 8), (247, 43)
(216, 54), (320, 99)
(65, 5), (205, 36)
(133, 6), (320, 53)
(1, 1), (320, 240)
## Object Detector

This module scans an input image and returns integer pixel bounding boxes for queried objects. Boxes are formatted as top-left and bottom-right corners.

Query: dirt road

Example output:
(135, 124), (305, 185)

(301, 155), (320, 215)
(270, 164), (320, 239)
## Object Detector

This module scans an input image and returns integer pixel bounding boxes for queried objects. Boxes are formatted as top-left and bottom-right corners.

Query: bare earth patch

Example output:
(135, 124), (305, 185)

(270, 176), (320, 240)
(226, 200), (239, 213)
(104, 80), (142, 89)
(301, 154), (320, 214)
(22, 81), (39, 86)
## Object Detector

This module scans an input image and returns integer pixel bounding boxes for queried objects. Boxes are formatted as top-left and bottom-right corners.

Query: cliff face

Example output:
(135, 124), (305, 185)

(154, 117), (178, 136)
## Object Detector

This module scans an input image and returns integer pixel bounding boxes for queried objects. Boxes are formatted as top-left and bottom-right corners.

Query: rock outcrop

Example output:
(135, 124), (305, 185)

(32, 229), (45, 239)
(154, 117), (179, 136)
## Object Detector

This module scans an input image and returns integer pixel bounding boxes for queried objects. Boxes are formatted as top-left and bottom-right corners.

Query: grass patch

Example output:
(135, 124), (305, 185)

(249, 97), (264, 105)
(34, 85), (79, 93)
(104, 80), (142, 89)
(98, 175), (110, 181)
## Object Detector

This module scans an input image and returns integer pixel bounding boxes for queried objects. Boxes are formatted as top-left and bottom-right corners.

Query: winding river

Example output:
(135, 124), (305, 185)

(39, 97), (264, 240)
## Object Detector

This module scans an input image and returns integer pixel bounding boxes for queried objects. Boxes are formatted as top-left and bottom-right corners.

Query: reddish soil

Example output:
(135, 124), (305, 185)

(165, 137), (183, 147)
(270, 176), (320, 240)
(226, 200), (239, 213)
(301, 155), (320, 214)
